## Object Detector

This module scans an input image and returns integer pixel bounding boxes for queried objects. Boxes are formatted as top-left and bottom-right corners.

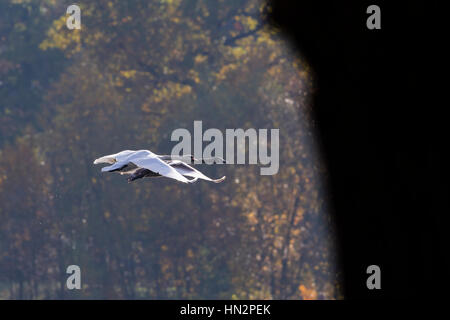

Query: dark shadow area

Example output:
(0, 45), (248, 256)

(268, 0), (449, 298)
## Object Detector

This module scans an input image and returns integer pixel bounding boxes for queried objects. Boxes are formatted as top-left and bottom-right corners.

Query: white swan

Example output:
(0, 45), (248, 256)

(93, 150), (226, 184)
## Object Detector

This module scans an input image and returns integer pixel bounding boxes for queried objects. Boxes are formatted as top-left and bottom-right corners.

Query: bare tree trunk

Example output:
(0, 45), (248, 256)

(279, 196), (301, 299)
(19, 279), (23, 299)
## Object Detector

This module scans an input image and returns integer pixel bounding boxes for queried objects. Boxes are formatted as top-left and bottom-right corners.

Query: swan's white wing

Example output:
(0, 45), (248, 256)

(94, 149), (159, 165)
(168, 160), (226, 183)
(94, 150), (197, 184)
(100, 160), (130, 172)
(98, 150), (151, 172)
(131, 156), (193, 183)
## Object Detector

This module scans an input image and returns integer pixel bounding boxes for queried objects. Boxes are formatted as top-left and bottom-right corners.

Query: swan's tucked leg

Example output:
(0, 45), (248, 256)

(127, 168), (152, 183)
(127, 168), (163, 183)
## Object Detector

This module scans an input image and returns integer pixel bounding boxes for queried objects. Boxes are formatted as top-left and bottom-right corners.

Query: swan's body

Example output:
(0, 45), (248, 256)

(93, 150), (225, 184)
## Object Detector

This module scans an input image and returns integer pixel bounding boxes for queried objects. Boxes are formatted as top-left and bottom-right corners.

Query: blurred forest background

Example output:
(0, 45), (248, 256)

(0, 0), (341, 299)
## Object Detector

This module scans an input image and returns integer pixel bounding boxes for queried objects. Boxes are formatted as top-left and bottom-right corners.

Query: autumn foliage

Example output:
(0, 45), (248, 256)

(0, 0), (341, 299)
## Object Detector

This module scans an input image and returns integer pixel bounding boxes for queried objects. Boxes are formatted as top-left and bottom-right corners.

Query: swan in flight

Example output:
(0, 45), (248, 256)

(93, 150), (226, 184)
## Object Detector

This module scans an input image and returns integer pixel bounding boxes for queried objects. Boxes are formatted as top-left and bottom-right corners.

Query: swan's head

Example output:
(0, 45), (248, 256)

(93, 156), (116, 165)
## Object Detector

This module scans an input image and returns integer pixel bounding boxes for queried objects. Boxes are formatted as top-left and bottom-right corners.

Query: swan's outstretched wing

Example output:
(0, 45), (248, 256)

(131, 156), (193, 183)
(168, 160), (226, 183)
(93, 149), (161, 165)
(100, 161), (130, 172)
(97, 151), (193, 184)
